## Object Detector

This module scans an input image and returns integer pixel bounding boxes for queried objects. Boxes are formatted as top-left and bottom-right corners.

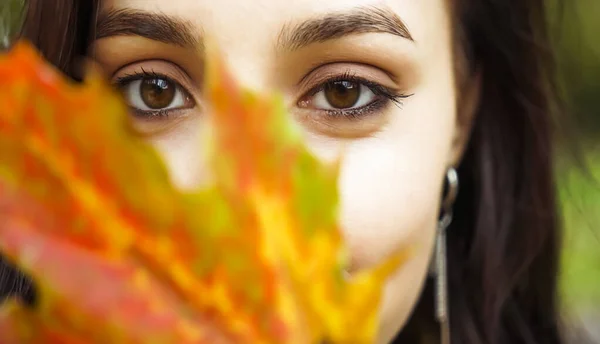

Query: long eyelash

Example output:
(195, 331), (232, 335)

(113, 67), (177, 87)
(335, 72), (410, 106)
(130, 109), (173, 119)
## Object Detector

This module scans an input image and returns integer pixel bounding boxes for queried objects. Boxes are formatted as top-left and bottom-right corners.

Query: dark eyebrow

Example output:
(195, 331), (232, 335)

(278, 6), (414, 51)
(95, 9), (201, 49)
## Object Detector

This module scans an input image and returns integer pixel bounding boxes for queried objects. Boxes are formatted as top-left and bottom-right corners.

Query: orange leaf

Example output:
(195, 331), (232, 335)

(0, 41), (411, 343)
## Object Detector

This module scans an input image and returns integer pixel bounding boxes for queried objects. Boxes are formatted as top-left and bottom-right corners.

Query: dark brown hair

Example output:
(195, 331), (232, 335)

(1, 1), (564, 343)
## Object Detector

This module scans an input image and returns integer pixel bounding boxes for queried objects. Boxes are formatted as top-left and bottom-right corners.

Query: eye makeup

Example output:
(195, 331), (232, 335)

(293, 64), (413, 137)
(298, 71), (410, 118)
(114, 68), (196, 119)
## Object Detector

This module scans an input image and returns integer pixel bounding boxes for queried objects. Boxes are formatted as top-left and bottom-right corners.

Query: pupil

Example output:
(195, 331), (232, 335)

(140, 78), (176, 109)
(324, 81), (360, 109)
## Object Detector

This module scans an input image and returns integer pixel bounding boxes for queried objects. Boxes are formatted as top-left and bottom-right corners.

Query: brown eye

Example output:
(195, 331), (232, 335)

(119, 76), (194, 114)
(302, 79), (378, 111)
(324, 80), (360, 108)
(140, 78), (176, 109)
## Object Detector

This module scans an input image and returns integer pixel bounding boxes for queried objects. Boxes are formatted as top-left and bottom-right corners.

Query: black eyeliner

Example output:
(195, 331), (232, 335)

(304, 72), (412, 116)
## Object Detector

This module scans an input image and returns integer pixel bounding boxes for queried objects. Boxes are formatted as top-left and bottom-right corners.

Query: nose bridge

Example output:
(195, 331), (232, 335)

(220, 53), (273, 94)
(196, 47), (274, 187)
(199, 2), (281, 94)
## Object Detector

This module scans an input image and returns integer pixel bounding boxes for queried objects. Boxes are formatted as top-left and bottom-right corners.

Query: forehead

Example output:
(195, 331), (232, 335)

(99, 0), (451, 45)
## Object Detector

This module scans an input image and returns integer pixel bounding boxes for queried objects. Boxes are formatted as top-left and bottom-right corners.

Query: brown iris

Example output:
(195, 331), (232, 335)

(324, 80), (360, 109)
(140, 78), (176, 109)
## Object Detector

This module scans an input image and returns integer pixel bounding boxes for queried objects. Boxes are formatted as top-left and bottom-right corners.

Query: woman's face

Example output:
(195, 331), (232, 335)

(93, 0), (475, 342)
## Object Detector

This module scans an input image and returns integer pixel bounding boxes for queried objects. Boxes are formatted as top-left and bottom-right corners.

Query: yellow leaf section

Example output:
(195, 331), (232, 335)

(205, 44), (413, 343)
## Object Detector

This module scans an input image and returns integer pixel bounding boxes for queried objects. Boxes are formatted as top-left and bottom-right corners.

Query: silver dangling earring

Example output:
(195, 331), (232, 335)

(433, 167), (458, 344)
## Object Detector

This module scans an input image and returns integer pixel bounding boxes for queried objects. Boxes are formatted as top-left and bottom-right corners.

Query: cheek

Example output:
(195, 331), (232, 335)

(336, 134), (444, 342)
(334, 82), (456, 341)
(337, 98), (454, 272)
(339, 144), (438, 270)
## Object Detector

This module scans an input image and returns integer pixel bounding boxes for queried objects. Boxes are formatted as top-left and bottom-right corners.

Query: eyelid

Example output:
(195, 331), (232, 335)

(111, 60), (198, 96)
(303, 73), (402, 99)
(297, 63), (402, 95)
(113, 68), (189, 95)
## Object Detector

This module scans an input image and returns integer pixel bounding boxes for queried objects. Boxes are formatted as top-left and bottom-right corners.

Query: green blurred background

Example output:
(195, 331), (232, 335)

(1, 0), (599, 341)
(554, 1), (600, 340)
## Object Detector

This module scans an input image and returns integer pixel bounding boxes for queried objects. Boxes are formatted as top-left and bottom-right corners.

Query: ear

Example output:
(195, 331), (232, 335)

(448, 69), (481, 166)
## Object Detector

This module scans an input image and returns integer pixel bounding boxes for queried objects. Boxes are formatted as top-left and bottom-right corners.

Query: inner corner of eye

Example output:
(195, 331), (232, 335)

(297, 96), (312, 108)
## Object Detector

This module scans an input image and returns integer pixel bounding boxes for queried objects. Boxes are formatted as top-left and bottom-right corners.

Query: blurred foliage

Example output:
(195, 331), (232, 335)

(553, 0), (600, 316)
(558, 148), (600, 341)
(554, 0), (600, 136)
(559, 152), (600, 307)
(0, 0), (25, 50)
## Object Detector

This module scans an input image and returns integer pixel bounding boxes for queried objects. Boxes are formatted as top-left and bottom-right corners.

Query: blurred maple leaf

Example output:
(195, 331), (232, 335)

(0, 41), (409, 344)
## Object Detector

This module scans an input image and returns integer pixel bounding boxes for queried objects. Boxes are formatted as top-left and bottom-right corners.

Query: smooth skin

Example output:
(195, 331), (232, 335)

(92, 0), (479, 342)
